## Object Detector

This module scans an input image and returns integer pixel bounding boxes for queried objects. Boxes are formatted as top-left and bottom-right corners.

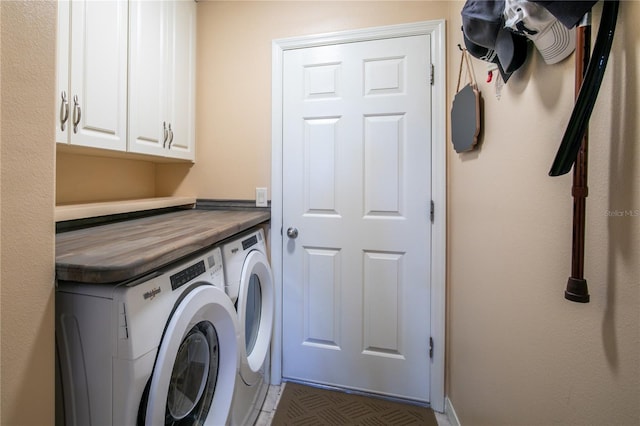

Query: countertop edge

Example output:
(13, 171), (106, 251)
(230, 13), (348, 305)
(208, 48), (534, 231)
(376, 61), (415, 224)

(55, 197), (197, 222)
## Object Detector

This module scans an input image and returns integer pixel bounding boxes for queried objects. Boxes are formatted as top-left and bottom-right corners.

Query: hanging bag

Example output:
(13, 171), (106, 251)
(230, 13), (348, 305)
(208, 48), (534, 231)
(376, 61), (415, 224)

(451, 48), (481, 153)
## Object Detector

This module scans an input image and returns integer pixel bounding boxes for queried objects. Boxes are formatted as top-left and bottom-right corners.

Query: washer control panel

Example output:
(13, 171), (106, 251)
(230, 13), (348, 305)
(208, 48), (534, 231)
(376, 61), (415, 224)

(169, 246), (225, 291)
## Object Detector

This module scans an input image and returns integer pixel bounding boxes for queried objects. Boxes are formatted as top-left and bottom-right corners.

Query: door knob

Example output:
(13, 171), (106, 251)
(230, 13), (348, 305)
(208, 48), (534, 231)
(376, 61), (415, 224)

(286, 227), (299, 239)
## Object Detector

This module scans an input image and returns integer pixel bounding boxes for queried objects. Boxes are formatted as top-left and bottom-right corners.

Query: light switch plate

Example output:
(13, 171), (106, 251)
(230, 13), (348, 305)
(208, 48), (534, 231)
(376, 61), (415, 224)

(256, 187), (268, 207)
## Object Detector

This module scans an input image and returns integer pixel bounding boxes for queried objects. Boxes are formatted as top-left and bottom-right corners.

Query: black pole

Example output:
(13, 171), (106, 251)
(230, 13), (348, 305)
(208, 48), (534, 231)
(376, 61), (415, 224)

(549, 0), (620, 177)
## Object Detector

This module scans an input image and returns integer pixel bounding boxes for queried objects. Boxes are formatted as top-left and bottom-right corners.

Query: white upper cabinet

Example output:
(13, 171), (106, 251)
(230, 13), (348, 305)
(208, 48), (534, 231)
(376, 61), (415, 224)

(129, 0), (196, 161)
(55, 0), (128, 151)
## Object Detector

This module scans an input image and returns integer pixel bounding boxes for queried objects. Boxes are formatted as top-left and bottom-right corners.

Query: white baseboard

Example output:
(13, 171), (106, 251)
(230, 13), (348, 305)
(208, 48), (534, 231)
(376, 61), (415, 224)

(445, 397), (461, 426)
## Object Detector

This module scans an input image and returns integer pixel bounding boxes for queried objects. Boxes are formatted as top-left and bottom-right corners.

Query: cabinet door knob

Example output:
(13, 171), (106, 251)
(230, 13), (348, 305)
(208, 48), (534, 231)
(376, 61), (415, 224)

(60, 91), (69, 131)
(163, 121), (168, 148)
(167, 123), (174, 148)
(72, 95), (81, 134)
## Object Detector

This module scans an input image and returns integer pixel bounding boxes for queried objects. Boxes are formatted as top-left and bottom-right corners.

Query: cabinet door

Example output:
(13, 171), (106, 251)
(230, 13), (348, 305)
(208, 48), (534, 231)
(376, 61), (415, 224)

(165, 0), (196, 161)
(129, 0), (196, 161)
(128, 0), (168, 157)
(67, 0), (128, 151)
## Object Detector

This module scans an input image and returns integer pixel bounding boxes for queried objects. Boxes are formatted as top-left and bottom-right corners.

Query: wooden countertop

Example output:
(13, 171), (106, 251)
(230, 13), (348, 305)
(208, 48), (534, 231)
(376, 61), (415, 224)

(56, 209), (270, 283)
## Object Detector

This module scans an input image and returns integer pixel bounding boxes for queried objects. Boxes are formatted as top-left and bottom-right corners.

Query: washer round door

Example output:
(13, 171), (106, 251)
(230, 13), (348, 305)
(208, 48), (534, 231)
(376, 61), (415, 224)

(145, 285), (239, 426)
(237, 250), (274, 385)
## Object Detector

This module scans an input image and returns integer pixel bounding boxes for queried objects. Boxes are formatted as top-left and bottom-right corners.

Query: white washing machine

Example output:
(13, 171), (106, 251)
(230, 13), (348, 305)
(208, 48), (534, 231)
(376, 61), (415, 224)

(221, 228), (274, 426)
(56, 245), (239, 426)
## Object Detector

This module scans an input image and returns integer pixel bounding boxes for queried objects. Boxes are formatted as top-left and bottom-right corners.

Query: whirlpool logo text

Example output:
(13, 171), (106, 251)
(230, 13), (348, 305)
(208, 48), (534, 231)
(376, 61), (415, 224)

(143, 287), (161, 300)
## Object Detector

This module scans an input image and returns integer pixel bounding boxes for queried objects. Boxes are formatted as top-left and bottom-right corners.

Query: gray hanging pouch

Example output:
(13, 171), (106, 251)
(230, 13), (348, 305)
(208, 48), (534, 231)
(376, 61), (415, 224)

(451, 48), (481, 153)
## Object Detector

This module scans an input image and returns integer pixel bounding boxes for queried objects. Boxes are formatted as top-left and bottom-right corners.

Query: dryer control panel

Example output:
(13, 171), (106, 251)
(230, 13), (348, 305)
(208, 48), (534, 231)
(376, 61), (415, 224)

(242, 234), (258, 250)
(170, 261), (205, 290)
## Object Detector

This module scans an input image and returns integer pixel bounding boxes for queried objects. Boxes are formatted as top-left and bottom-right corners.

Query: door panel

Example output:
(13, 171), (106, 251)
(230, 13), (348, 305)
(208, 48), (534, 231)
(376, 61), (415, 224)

(128, 0), (195, 160)
(68, 0), (128, 150)
(282, 35), (432, 402)
(128, 0), (165, 155)
(166, 0), (196, 159)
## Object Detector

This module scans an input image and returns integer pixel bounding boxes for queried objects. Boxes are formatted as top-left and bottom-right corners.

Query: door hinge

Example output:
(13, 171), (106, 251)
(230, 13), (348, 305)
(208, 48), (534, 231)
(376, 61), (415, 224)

(429, 336), (434, 359)
(430, 200), (434, 223)
(430, 64), (434, 86)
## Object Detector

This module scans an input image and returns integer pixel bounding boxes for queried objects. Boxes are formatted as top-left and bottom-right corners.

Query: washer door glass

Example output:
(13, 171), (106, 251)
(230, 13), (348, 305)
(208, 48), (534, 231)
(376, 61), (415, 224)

(166, 321), (219, 424)
(244, 274), (262, 355)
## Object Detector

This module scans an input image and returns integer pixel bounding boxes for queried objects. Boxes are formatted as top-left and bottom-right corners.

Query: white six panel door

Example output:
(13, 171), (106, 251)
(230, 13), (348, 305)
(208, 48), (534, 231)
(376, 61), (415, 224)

(282, 35), (432, 402)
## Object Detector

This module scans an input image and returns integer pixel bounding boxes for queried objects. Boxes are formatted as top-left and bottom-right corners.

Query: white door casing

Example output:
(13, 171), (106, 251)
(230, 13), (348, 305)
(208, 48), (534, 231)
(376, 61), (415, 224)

(271, 20), (446, 411)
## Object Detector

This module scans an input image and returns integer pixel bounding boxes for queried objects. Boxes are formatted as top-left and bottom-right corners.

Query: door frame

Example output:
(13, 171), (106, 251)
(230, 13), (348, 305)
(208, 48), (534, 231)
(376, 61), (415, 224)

(271, 20), (446, 412)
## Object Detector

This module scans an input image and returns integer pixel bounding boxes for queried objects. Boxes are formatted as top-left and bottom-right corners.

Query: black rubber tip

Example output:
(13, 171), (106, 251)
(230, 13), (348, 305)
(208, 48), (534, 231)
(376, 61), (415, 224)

(565, 277), (590, 303)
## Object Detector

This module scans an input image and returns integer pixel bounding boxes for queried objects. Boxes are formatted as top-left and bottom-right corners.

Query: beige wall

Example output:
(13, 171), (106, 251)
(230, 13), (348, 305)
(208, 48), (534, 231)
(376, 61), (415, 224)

(1, 1), (56, 424)
(446, 1), (639, 424)
(56, 152), (157, 204)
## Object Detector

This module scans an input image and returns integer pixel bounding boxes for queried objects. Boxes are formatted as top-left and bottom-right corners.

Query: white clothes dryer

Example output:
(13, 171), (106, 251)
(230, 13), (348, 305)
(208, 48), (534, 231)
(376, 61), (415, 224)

(221, 228), (274, 426)
(56, 245), (239, 426)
